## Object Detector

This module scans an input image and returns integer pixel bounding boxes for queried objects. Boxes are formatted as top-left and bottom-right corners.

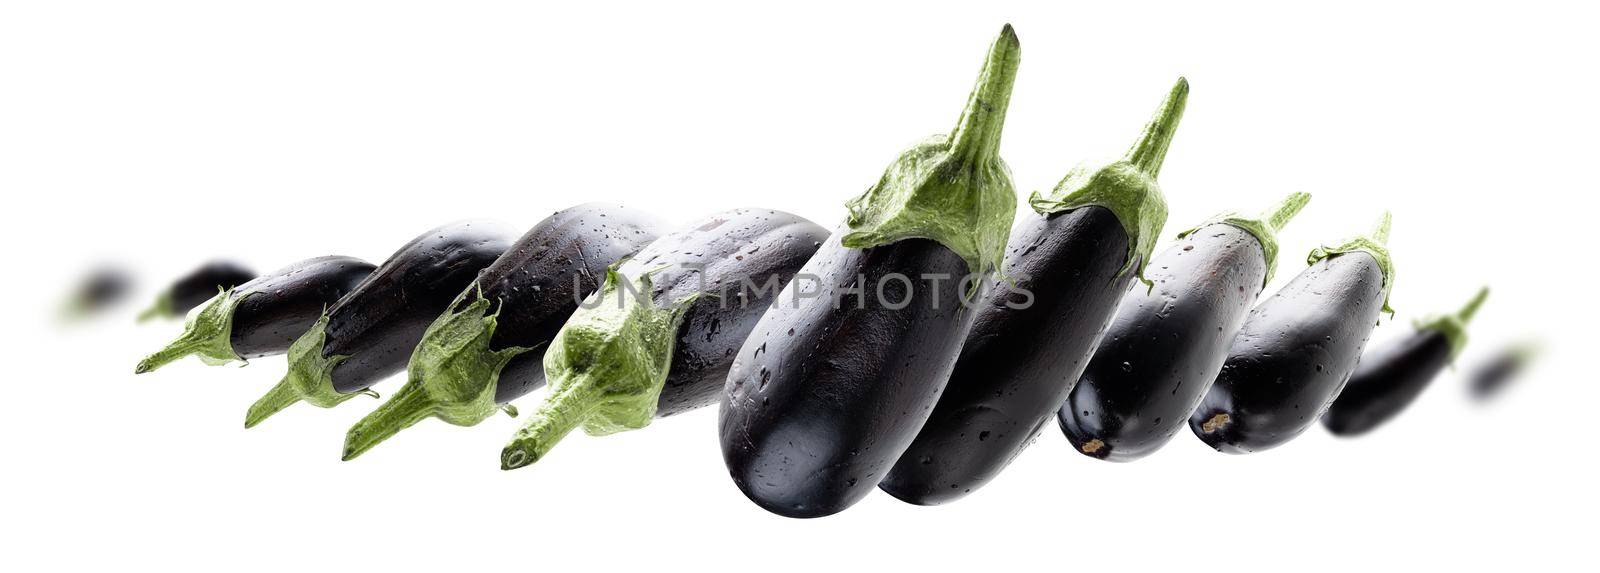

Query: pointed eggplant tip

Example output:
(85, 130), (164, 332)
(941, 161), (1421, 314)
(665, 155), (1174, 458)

(1458, 285), (1491, 324)
(340, 384), (437, 461)
(1124, 78), (1191, 178)
(500, 446), (534, 471)
(340, 447), (358, 462)
(134, 362), (152, 375)
(243, 381), (301, 429)
(1371, 211), (1394, 244)
(1266, 191), (1313, 231)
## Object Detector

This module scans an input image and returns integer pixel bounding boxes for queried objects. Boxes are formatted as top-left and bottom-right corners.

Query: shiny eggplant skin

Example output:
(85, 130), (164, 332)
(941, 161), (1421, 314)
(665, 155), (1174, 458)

(1190, 252), (1386, 453)
(1322, 329), (1450, 436)
(326, 220), (516, 394)
(228, 256), (376, 359)
(1057, 224), (1268, 462)
(720, 232), (976, 518)
(169, 260), (256, 315)
(472, 204), (665, 404)
(879, 206), (1132, 503)
(636, 209), (828, 417)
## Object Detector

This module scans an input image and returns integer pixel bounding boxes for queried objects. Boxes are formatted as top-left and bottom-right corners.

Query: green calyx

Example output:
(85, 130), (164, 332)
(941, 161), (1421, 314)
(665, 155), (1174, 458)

(1415, 286), (1489, 359)
(243, 315), (373, 428)
(136, 291), (175, 323)
(340, 289), (531, 461)
(134, 288), (245, 374)
(1308, 211), (1397, 314)
(1029, 77), (1189, 288)
(500, 268), (698, 470)
(1177, 191), (1311, 288)
(840, 24), (1020, 277)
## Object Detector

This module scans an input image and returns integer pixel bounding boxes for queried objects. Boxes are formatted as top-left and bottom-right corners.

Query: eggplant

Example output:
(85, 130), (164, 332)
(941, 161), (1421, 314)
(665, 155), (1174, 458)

(879, 79), (1188, 504)
(60, 265), (133, 320)
(243, 220), (517, 428)
(336, 204), (664, 458)
(1191, 213), (1396, 454)
(719, 26), (1020, 518)
(496, 208), (828, 469)
(1470, 341), (1539, 400)
(137, 260), (256, 322)
(1053, 192), (1311, 463)
(1324, 287), (1488, 436)
(134, 256), (376, 374)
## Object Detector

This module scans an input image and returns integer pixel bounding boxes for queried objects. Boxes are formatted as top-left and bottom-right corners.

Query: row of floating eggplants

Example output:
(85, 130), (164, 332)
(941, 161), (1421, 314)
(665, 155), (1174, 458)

(135, 24), (1496, 519)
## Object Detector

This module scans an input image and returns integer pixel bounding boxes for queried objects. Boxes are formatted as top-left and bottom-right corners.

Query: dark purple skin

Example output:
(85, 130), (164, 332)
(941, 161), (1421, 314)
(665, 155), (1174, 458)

(1191, 252), (1387, 454)
(228, 256), (376, 359)
(70, 266), (133, 314)
(1057, 224), (1268, 462)
(167, 260), (256, 315)
(720, 232), (976, 519)
(1470, 347), (1529, 400)
(460, 204), (665, 404)
(1322, 328), (1451, 436)
(879, 206), (1134, 504)
(630, 209), (828, 417)
(326, 220), (516, 395)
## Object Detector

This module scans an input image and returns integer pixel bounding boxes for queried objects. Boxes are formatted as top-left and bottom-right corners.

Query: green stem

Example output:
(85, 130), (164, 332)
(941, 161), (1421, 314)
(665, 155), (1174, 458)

(947, 24), (1020, 165)
(1370, 211), (1393, 244)
(133, 290), (242, 374)
(1177, 191), (1312, 288)
(342, 383), (437, 461)
(1415, 286), (1490, 359)
(1456, 286), (1490, 325)
(1123, 77), (1190, 178)
(1265, 191), (1312, 232)
(500, 383), (602, 470)
(245, 379), (302, 429)
(136, 293), (173, 323)
(135, 339), (204, 374)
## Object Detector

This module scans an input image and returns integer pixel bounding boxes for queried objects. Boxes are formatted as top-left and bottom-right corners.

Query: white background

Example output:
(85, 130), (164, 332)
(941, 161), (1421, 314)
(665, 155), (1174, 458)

(4, 1), (1596, 571)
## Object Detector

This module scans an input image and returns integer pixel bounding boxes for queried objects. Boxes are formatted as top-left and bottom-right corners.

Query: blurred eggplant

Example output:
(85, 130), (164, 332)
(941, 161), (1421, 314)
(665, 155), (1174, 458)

(1323, 287), (1488, 436)
(138, 260), (255, 322)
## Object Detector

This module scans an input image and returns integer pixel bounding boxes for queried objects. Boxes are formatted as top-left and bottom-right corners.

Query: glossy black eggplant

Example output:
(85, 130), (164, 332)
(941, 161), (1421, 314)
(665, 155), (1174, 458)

(1055, 192), (1310, 463)
(879, 79), (1188, 504)
(1191, 214), (1396, 454)
(336, 204), (664, 458)
(496, 208), (828, 469)
(1470, 341), (1538, 400)
(1324, 287), (1488, 436)
(137, 260), (256, 322)
(722, 236), (974, 517)
(134, 256), (376, 373)
(720, 26), (1020, 519)
(243, 220), (516, 428)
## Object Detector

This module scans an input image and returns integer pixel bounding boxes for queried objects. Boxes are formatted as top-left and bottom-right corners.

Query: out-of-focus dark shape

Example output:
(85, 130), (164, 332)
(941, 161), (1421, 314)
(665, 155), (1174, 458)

(1470, 341), (1540, 401)
(1323, 286), (1489, 437)
(60, 265), (134, 321)
(137, 260), (256, 322)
